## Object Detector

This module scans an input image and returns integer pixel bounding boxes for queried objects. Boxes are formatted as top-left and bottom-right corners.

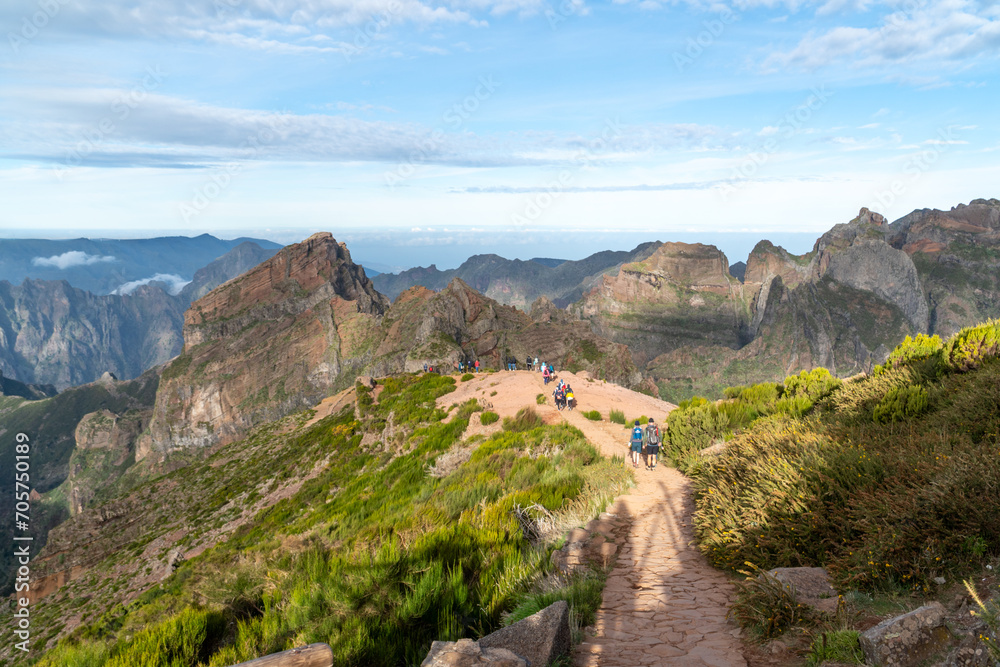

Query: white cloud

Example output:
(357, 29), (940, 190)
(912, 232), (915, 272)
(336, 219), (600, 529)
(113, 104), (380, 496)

(762, 1), (1000, 71)
(32, 251), (116, 269)
(1, 88), (735, 169)
(0, 0), (529, 54)
(111, 273), (191, 296)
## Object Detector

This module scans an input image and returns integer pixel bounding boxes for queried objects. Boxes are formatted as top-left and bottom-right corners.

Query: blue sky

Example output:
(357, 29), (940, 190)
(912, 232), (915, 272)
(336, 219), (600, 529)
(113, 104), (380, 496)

(1, 0), (999, 265)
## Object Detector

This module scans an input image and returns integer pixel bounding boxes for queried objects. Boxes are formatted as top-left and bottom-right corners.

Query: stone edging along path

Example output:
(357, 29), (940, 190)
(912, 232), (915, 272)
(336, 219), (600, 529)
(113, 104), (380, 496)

(438, 370), (748, 666)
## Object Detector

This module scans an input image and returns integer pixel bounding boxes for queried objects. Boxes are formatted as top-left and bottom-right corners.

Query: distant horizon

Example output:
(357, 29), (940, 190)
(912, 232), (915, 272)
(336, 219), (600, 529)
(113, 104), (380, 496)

(0, 227), (830, 276)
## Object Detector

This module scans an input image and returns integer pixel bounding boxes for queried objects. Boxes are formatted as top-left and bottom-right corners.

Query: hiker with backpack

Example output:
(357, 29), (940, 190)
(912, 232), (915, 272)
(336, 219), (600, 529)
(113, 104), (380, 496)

(644, 417), (661, 470)
(565, 385), (575, 410)
(629, 420), (644, 468)
(542, 365), (551, 385)
(553, 384), (565, 410)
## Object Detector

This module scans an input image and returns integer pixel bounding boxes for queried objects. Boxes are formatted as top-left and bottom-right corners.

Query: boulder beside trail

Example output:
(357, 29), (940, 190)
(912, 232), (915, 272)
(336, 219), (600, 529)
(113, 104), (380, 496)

(421, 601), (571, 667)
(859, 602), (951, 666)
(421, 639), (527, 667)
(478, 600), (571, 667)
(766, 567), (839, 615)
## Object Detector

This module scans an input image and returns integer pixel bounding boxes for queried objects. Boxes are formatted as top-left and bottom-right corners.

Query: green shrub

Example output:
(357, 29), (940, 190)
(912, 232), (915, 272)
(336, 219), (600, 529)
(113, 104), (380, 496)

(582, 410), (601, 421)
(609, 410), (625, 425)
(945, 319), (1000, 371)
(805, 630), (864, 666)
(105, 608), (224, 667)
(505, 568), (607, 643)
(664, 370), (841, 472)
(480, 411), (499, 426)
(875, 333), (944, 378)
(536, 394), (546, 405)
(461, 373), (475, 382)
(729, 564), (815, 641)
(503, 408), (543, 433)
(872, 384), (929, 423)
(690, 329), (1000, 593)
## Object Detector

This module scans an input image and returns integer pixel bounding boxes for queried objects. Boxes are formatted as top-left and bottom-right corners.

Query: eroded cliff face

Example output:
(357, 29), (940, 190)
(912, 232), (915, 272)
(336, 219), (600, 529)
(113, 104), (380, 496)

(885, 198), (1000, 337)
(0, 280), (184, 391)
(572, 242), (751, 367)
(0, 241), (278, 391)
(580, 210), (937, 402)
(138, 233), (389, 459)
(373, 278), (531, 373)
(371, 279), (641, 385)
(68, 408), (149, 515)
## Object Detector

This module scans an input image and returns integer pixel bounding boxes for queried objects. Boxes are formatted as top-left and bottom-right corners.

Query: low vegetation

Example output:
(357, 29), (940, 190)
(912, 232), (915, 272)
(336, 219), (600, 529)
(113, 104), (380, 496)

(680, 320), (1000, 598)
(581, 410), (601, 421)
(30, 374), (631, 667)
(608, 409), (625, 425)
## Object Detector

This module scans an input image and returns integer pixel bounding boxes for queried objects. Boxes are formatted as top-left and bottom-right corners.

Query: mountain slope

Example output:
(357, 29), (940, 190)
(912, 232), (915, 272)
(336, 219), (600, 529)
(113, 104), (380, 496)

(0, 369), (159, 595)
(19, 371), (637, 666)
(141, 236), (644, 460)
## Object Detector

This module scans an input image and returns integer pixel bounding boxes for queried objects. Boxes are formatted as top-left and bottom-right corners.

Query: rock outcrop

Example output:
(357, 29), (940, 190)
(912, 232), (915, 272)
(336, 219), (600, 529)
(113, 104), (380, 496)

(572, 242), (750, 368)
(421, 639), (527, 667)
(478, 600), (571, 667)
(766, 567), (839, 615)
(422, 601), (571, 667)
(886, 198), (1000, 337)
(859, 602), (950, 666)
(139, 233), (388, 458)
(0, 279), (184, 390)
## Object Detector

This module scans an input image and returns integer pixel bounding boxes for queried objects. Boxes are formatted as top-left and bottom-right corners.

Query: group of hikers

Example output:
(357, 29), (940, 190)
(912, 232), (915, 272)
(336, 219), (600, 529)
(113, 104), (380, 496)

(422, 356), (557, 374)
(629, 418), (662, 470)
(423, 355), (665, 471)
(552, 380), (575, 411)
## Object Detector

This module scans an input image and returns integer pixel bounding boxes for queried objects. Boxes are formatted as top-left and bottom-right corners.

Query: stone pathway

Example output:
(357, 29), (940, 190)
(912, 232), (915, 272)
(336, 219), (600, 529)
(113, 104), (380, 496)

(556, 397), (747, 666)
(438, 369), (748, 666)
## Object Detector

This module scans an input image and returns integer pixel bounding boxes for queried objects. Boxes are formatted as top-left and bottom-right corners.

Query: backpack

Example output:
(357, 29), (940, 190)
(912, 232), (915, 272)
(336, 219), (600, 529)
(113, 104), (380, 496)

(646, 424), (659, 445)
(631, 426), (643, 444)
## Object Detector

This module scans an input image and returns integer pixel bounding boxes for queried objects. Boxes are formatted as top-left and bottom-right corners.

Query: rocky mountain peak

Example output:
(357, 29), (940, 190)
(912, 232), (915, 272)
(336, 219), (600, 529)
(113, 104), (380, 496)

(139, 233), (389, 459)
(622, 242), (734, 291)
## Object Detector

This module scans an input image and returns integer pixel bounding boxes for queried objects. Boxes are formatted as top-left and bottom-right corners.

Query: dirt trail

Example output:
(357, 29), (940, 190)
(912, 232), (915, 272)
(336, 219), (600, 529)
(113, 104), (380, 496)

(439, 369), (747, 666)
